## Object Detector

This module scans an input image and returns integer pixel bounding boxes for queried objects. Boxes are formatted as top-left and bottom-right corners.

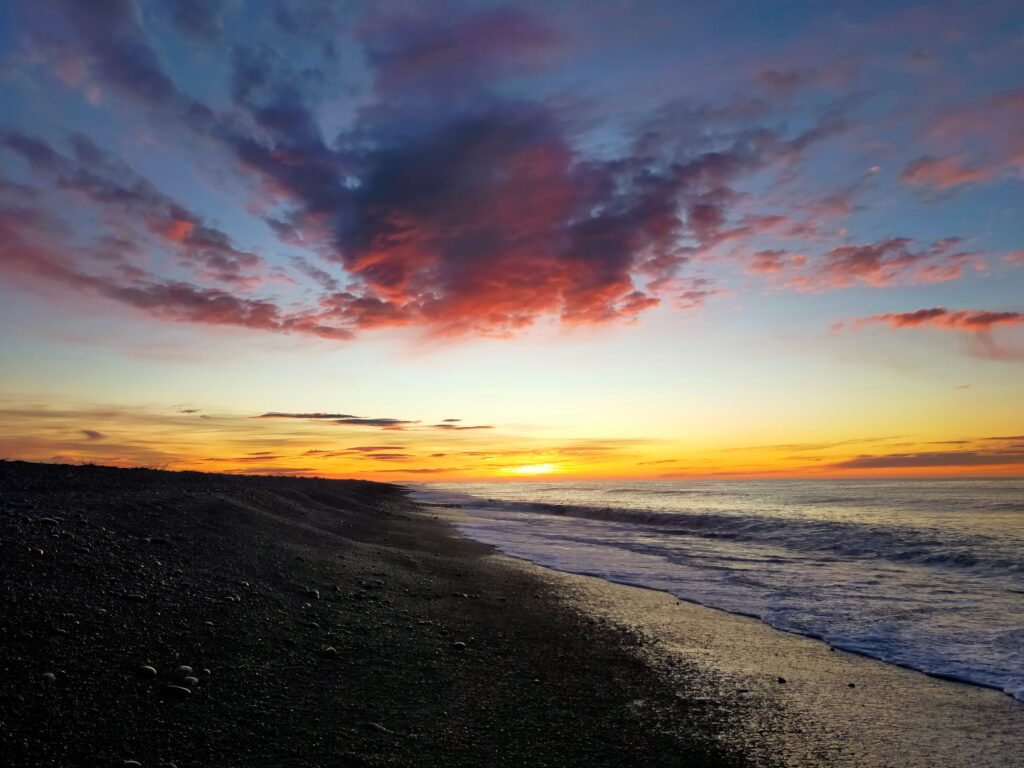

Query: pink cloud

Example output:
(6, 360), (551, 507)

(901, 155), (987, 189)
(903, 85), (1024, 190)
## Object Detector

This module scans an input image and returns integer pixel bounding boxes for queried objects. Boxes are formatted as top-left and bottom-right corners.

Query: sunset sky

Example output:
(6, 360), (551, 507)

(1, 0), (1022, 480)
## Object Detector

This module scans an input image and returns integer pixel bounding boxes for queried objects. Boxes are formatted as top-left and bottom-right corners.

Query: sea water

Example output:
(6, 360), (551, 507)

(411, 479), (1024, 700)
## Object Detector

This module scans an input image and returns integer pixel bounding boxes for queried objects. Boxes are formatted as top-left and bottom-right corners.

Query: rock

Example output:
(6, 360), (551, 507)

(38, 517), (60, 526)
(777, 677), (787, 684)
(364, 721), (391, 734)
(318, 645), (338, 658)
(123, 761), (142, 767)
(848, 682), (856, 688)
(162, 684), (191, 698)
(136, 665), (158, 679)
(451, 641), (467, 651)
(199, 668), (211, 677)
(305, 589), (320, 600)
(175, 665), (193, 676)
(182, 676), (199, 687)
(41, 672), (57, 684)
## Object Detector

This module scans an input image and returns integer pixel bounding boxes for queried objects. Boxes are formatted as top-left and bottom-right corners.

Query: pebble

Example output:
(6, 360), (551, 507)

(777, 677), (787, 684)
(318, 646), (338, 658)
(123, 761), (142, 767)
(136, 665), (158, 679)
(848, 682), (856, 688)
(182, 676), (199, 687)
(199, 668), (211, 677)
(451, 641), (467, 651)
(41, 672), (57, 684)
(364, 722), (391, 734)
(306, 589), (320, 600)
(162, 684), (192, 697)
(175, 665), (193, 676)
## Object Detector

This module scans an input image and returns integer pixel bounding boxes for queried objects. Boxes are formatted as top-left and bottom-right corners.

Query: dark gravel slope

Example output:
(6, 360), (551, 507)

(0, 460), (760, 768)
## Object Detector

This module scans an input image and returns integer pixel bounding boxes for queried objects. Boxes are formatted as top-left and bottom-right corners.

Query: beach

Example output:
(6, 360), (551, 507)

(2, 461), (1021, 767)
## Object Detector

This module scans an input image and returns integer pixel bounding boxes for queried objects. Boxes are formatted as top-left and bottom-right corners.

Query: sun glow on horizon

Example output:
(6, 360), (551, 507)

(501, 463), (559, 476)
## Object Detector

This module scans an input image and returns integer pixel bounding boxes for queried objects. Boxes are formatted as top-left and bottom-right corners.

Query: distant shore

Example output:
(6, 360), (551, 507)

(2, 461), (1021, 767)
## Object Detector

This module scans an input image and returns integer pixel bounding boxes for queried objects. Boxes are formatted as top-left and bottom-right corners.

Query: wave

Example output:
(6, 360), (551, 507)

(412, 482), (1024, 702)
(418, 491), (1024, 578)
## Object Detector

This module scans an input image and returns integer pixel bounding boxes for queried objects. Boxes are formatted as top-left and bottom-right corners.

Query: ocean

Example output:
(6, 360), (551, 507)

(411, 479), (1024, 701)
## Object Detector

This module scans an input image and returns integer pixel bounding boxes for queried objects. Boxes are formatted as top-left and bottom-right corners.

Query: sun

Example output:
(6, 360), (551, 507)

(501, 463), (558, 476)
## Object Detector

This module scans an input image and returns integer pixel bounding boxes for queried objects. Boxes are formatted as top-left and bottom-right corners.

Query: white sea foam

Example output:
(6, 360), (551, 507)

(411, 479), (1024, 701)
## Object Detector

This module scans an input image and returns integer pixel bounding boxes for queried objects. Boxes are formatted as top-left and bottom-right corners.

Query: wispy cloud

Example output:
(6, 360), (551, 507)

(831, 451), (1024, 469)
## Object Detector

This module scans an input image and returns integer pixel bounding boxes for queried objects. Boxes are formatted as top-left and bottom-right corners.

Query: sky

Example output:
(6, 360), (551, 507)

(0, 0), (1022, 481)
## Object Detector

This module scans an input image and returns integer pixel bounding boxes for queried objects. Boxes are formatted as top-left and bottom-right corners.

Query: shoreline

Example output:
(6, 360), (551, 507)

(413, 480), (1024, 705)
(3, 460), (1021, 767)
(493, 554), (1024, 768)
(427, 499), (1024, 767)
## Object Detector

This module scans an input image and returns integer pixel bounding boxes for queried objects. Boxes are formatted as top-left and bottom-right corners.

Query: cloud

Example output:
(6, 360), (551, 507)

(13, 0), (213, 122)
(902, 84), (1024, 191)
(834, 307), (1024, 362)
(372, 467), (464, 474)
(755, 236), (985, 292)
(813, 238), (982, 289)
(429, 423), (494, 431)
(2, 131), (265, 286)
(831, 451), (1024, 469)
(258, 412), (357, 420)
(254, 412), (419, 429)
(3, 0), (1007, 345)
(720, 436), (901, 453)
(361, 5), (560, 96)
(165, 0), (228, 43)
(332, 417), (418, 429)
(846, 307), (1024, 331)
(80, 429), (106, 441)
(745, 249), (807, 275)
(210, 454), (286, 462)
(6, 1), (864, 339)
(1006, 251), (1024, 266)
(901, 155), (987, 189)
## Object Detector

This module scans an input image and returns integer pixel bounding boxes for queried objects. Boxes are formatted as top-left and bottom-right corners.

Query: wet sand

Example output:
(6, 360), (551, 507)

(515, 558), (1024, 767)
